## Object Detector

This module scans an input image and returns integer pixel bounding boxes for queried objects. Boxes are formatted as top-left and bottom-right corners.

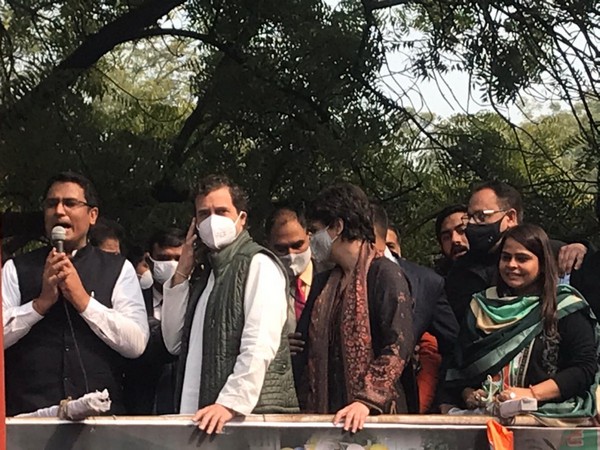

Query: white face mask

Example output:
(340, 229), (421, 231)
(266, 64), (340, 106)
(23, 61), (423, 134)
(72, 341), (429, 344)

(138, 269), (154, 290)
(196, 213), (243, 250)
(310, 228), (337, 264)
(149, 256), (178, 285)
(279, 246), (312, 277)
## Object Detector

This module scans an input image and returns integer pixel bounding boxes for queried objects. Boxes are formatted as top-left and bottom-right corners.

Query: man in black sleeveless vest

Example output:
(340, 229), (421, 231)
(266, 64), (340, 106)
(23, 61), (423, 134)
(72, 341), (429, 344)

(162, 175), (298, 435)
(2, 172), (149, 416)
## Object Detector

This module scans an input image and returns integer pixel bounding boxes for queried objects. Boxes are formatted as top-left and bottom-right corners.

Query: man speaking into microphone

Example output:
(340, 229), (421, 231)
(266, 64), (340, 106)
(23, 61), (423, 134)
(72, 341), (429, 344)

(2, 172), (149, 416)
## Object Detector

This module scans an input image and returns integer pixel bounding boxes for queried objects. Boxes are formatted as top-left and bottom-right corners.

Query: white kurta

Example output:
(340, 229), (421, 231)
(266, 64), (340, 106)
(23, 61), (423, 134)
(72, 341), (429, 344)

(161, 253), (287, 415)
(2, 257), (149, 358)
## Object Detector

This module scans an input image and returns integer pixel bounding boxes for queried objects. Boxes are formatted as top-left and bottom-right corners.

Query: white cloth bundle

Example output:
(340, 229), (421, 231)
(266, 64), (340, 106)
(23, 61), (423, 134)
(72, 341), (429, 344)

(16, 389), (111, 420)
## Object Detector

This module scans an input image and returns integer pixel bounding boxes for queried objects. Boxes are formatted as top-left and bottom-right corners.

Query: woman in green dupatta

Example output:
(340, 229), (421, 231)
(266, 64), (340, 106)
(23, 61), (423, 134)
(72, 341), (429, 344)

(442, 224), (600, 424)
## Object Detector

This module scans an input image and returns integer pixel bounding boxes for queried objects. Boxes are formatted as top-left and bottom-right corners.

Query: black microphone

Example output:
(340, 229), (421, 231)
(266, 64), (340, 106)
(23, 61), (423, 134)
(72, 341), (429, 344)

(51, 225), (66, 253)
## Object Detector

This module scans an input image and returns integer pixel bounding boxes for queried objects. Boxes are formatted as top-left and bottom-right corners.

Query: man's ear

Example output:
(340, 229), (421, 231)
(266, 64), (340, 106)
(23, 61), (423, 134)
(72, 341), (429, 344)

(505, 208), (518, 227)
(89, 207), (99, 226)
(238, 211), (248, 228)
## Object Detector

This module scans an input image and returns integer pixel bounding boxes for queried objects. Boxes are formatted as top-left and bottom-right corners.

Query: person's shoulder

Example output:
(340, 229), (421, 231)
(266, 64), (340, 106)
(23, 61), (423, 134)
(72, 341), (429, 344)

(250, 251), (285, 277)
(369, 255), (408, 283)
(251, 251), (276, 264)
(312, 265), (332, 283)
(13, 245), (50, 261)
(399, 258), (443, 284)
(11, 245), (51, 268)
(557, 307), (594, 334)
(449, 250), (496, 276)
(371, 254), (400, 270)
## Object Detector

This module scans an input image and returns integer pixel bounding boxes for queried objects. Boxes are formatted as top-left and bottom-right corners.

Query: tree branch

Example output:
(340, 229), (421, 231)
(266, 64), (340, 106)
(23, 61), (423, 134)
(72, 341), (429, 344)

(1, 0), (186, 125)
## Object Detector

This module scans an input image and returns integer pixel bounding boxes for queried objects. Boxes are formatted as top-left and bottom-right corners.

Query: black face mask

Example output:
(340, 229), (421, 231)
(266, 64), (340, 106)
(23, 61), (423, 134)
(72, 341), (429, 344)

(466, 219), (503, 254)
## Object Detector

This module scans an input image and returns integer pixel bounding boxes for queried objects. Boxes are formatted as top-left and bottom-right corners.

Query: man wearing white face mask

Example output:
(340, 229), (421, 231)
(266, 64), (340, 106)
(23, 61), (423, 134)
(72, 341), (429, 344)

(123, 229), (185, 414)
(162, 175), (298, 435)
(145, 228), (186, 320)
(265, 204), (330, 407)
(266, 205), (315, 321)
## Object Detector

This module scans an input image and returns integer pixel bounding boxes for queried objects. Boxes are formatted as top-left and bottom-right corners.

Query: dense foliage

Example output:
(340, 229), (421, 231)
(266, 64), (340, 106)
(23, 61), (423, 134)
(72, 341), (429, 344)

(1, 0), (598, 263)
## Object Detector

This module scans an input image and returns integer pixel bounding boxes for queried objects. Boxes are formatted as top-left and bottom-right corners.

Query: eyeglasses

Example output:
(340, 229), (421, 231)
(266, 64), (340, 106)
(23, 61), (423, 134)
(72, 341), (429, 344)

(461, 209), (507, 225)
(42, 198), (92, 210)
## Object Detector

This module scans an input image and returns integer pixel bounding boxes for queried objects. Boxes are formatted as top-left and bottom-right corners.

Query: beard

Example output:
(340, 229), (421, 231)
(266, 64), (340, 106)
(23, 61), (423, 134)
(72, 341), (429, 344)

(450, 244), (469, 259)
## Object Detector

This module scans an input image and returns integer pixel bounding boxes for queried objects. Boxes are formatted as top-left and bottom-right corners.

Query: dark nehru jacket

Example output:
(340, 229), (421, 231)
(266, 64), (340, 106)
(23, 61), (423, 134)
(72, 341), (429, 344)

(5, 246), (126, 416)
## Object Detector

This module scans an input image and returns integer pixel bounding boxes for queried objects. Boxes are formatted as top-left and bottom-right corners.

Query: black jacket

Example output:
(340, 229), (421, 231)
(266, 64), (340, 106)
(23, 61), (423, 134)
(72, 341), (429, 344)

(292, 269), (330, 402)
(123, 288), (177, 414)
(398, 259), (459, 355)
(445, 239), (567, 325)
(570, 249), (600, 319)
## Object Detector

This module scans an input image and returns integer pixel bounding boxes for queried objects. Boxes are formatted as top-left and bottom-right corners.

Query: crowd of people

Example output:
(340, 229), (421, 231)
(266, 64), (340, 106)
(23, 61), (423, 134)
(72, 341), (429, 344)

(3, 171), (600, 434)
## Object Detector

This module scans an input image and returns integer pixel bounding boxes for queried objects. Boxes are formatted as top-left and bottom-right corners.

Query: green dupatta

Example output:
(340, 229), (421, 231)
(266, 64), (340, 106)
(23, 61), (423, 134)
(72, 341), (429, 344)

(446, 284), (600, 421)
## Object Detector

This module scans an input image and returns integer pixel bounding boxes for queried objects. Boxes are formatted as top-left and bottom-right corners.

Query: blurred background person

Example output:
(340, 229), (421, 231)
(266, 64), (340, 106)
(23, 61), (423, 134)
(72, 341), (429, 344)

(433, 204), (469, 276)
(123, 228), (185, 414)
(371, 202), (458, 413)
(89, 217), (125, 255)
(385, 224), (402, 258)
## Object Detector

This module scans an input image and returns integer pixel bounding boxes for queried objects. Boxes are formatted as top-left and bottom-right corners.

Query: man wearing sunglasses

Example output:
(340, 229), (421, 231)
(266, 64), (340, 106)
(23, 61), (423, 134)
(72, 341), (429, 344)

(445, 180), (588, 324)
(2, 171), (149, 416)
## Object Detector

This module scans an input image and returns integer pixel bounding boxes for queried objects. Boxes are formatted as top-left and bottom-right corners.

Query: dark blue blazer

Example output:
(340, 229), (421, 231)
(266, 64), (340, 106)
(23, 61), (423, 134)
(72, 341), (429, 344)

(397, 258), (459, 355)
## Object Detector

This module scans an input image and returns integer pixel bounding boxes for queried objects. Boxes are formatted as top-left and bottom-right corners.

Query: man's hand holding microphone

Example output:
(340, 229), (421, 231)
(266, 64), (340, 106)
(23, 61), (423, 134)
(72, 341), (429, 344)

(33, 226), (91, 315)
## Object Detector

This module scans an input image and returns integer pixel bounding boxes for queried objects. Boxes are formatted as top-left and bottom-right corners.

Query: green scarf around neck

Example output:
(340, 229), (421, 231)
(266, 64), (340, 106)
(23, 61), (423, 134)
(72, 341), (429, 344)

(446, 284), (600, 421)
(471, 287), (540, 333)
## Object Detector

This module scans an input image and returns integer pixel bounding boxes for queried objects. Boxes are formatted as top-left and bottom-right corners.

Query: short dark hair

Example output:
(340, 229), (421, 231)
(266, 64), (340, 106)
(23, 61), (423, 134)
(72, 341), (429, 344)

(127, 245), (146, 268)
(387, 224), (401, 242)
(44, 171), (99, 208)
(193, 174), (248, 213)
(472, 180), (524, 222)
(308, 183), (375, 243)
(89, 218), (124, 247)
(369, 201), (389, 241)
(265, 202), (307, 239)
(435, 204), (467, 242)
(147, 227), (186, 253)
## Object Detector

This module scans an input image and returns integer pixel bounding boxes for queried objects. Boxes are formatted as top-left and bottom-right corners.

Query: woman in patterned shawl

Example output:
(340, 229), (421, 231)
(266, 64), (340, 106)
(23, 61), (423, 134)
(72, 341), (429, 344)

(442, 223), (599, 424)
(304, 183), (414, 433)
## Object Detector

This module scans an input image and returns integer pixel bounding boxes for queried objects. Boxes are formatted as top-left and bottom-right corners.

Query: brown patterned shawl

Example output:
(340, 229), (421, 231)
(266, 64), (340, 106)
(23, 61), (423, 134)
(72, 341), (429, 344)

(306, 242), (407, 413)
